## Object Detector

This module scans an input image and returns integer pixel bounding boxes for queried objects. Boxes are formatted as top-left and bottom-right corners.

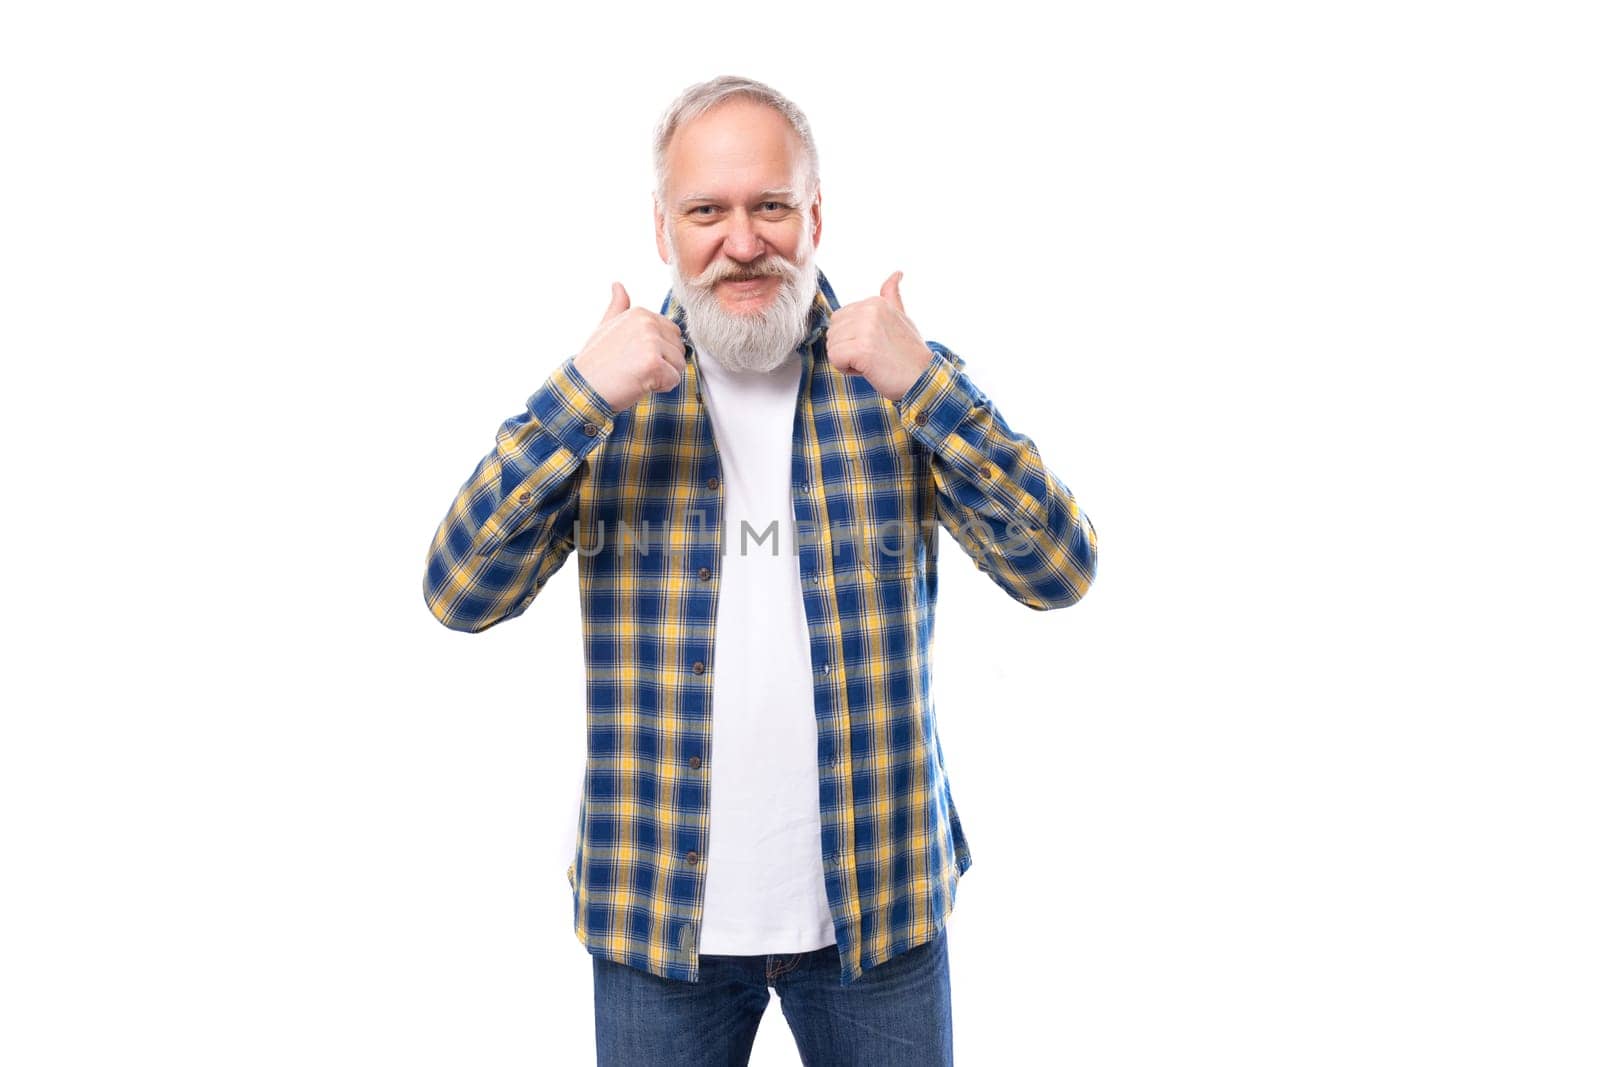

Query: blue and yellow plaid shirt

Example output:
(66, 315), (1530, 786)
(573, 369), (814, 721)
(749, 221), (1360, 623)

(423, 268), (1097, 986)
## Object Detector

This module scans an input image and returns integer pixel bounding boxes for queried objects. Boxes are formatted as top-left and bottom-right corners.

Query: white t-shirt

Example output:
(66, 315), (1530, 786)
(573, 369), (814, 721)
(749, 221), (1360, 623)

(691, 346), (837, 955)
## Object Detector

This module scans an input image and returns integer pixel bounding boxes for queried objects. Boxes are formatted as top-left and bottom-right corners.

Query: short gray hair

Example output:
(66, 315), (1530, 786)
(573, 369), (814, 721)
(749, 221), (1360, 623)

(652, 75), (820, 212)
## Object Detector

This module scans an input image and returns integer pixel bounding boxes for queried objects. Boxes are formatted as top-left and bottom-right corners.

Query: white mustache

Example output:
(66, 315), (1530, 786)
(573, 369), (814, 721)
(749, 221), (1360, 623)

(694, 261), (794, 287)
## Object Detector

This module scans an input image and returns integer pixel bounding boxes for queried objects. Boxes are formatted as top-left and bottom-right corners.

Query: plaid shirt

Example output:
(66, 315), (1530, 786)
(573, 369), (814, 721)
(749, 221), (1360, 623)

(423, 268), (1097, 986)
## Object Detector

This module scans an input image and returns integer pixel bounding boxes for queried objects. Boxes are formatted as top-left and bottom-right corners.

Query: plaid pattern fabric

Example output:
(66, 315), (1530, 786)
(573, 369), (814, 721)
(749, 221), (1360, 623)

(423, 268), (1097, 986)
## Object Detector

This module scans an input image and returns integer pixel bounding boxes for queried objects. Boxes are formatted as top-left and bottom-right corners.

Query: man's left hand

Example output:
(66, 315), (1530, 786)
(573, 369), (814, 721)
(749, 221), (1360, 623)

(825, 271), (934, 402)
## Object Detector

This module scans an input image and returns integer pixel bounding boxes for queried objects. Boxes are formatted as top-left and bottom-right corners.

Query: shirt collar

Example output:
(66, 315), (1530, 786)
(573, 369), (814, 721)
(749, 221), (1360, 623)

(660, 267), (841, 357)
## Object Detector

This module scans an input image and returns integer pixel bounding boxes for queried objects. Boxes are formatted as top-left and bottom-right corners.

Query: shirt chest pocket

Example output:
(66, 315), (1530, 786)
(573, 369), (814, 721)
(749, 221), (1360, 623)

(843, 422), (926, 582)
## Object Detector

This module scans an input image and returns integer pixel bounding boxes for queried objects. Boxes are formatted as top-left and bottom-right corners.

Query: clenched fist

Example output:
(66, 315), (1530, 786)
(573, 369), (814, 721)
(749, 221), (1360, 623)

(824, 271), (935, 402)
(572, 282), (687, 413)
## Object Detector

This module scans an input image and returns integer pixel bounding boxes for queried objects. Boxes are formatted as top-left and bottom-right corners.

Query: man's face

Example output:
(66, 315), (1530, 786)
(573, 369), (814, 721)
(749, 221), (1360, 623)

(655, 98), (823, 373)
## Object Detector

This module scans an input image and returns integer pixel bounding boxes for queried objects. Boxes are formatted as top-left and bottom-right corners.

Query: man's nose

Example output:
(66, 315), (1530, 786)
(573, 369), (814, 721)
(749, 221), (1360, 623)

(722, 211), (765, 263)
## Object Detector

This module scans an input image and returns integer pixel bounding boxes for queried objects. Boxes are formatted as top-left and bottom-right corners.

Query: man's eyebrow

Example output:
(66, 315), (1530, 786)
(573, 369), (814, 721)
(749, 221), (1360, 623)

(677, 188), (799, 207)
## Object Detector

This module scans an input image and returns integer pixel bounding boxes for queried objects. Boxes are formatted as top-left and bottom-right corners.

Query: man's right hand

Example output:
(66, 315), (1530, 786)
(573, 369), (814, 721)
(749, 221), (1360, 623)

(572, 282), (687, 413)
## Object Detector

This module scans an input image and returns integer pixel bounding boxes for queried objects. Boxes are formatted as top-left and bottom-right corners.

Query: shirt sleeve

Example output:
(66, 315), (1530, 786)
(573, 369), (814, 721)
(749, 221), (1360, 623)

(422, 356), (616, 632)
(893, 341), (1098, 610)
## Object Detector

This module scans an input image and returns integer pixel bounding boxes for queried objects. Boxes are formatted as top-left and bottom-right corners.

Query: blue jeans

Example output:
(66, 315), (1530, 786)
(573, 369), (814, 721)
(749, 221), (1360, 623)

(592, 926), (953, 1066)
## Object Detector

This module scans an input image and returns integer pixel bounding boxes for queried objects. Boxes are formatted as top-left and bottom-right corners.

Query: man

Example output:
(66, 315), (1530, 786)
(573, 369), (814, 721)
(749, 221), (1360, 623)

(423, 75), (1097, 1065)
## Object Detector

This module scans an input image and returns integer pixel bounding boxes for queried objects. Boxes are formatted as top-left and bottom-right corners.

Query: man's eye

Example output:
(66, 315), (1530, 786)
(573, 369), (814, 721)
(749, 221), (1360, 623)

(761, 202), (789, 212)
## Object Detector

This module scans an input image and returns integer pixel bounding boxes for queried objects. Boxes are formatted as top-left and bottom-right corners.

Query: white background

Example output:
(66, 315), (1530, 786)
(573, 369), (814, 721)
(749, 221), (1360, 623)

(3, 1), (1596, 1064)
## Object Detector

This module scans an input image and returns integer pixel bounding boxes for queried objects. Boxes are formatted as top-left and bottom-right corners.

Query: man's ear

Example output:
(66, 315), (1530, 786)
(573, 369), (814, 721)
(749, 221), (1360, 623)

(654, 199), (670, 264)
(810, 183), (823, 250)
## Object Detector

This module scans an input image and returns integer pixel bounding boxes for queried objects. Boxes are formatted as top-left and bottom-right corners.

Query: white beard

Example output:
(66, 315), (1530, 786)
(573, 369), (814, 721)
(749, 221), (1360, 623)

(666, 229), (820, 374)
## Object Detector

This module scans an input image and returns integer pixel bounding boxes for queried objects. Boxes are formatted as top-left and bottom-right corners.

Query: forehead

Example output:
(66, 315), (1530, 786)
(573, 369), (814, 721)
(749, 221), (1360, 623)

(663, 99), (804, 201)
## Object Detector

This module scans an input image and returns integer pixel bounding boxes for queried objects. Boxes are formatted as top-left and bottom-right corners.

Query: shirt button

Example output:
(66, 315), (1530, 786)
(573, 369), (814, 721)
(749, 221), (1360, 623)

(688, 755), (701, 769)
(799, 483), (810, 494)
(980, 465), (993, 478)
(516, 490), (531, 503)
(706, 476), (720, 490)
(913, 411), (928, 426)
(686, 851), (700, 866)
(692, 661), (706, 675)
(583, 422), (599, 437)
(698, 566), (711, 580)
(821, 662), (830, 675)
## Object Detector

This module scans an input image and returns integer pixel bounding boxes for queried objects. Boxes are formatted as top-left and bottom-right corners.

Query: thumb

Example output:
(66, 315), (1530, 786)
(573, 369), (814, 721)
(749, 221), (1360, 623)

(880, 270), (905, 314)
(600, 281), (630, 324)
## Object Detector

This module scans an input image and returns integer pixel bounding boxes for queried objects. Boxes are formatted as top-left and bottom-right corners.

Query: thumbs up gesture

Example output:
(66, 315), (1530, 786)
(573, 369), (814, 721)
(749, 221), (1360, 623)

(824, 271), (935, 402)
(572, 282), (688, 413)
